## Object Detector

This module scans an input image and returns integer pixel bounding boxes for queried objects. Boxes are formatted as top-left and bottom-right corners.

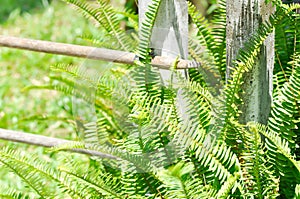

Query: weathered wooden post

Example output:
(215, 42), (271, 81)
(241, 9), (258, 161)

(139, 0), (188, 80)
(226, 1), (275, 124)
(138, 0), (189, 161)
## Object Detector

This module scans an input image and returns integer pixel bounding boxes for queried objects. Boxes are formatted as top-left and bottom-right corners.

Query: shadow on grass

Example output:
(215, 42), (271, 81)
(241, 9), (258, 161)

(0, 0), (51, 23)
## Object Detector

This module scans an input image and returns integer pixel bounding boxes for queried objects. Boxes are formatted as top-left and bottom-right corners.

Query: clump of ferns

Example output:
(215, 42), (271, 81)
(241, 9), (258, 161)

(2, 0), (300, 198)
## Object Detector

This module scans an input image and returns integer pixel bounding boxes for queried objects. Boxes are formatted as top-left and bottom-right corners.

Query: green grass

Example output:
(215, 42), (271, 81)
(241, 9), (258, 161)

(0, 0), (50, 22)
(0, 0), (99, 192)
(0, 0), (98, 133)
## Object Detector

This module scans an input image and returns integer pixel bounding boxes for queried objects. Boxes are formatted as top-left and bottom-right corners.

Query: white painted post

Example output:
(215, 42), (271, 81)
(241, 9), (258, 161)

(226, 1), (275, 124)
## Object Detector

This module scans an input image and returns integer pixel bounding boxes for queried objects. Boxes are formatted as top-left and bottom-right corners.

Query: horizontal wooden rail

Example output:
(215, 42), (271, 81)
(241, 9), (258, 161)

(0, 128), (117, 159)
(0, 35), (199, 69)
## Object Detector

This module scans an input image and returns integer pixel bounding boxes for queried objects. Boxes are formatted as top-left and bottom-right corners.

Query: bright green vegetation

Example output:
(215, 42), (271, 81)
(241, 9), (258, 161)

(0, 0), (98, 193)
(0, 0), (48, 22)
(0, 0), (98, 132)
(0, 0), (300, 198)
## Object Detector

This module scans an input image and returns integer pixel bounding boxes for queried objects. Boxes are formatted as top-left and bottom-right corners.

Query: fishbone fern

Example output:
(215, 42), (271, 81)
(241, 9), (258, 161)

(1, 0), (300, 198)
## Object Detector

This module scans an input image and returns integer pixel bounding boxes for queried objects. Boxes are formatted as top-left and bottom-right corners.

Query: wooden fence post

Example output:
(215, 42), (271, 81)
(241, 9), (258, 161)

(139, 0), (188, 80)
(226, 1), (275, 124)
(139, 0), (189, 123)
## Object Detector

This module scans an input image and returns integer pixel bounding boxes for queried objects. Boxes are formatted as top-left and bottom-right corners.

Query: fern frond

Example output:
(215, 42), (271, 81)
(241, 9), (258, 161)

(115, 7), (139, 32)
(268, 53), (300, 151)
(0, 147), (122, 198)
(249, 122), (300, 171)
(158, 162), (206, 198)
(210, 0), (227, 78)
(0, 186), (35, 199)
(130, 64), (162, 99)
(58, 163), (123, 198)
(121, 76), (238, 185)
(0, 147), (62, 198)
(50, 63), (98, 88)
(248, 122), (300, 198)
(26, 67), (125, 136)
(274, 4), (300, 95)
(188, 2), (214, 56)
(177, 74), (215, 121)
(188, 38), (223, 94)
(121, 169), (165, 198)
(215, 172), (240, 199)
(84, 117), (110, 144)
(67, 133), (167, 197)
(188, 1), (226, 83)
(120, 171), (157, 198)
(136, 0), (162, 60)
(49, 141), (85, 153)
(64, 0), (134, 51)
(240, 124), (280, 198)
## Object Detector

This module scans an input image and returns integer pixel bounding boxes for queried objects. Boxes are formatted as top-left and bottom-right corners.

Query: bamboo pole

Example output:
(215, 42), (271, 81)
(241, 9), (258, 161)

(0, 128), (117, 159)
(0, 35), (198, 69)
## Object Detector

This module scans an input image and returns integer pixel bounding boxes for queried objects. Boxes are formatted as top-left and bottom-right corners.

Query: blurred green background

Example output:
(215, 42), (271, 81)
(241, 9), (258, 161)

(0, 0), (98, 190)
(0, 0), (99, 132)
(0, 0), (52, 22)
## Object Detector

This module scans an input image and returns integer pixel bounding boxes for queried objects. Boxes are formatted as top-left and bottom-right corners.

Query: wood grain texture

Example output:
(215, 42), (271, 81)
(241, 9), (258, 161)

(0, 35), (197, 69)
(226, 0), (275, 124)
(139, 0), (189, 123)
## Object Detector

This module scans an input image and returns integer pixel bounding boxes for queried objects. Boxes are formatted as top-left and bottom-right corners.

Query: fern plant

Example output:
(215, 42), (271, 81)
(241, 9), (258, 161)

(1, 0), (300, 198)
